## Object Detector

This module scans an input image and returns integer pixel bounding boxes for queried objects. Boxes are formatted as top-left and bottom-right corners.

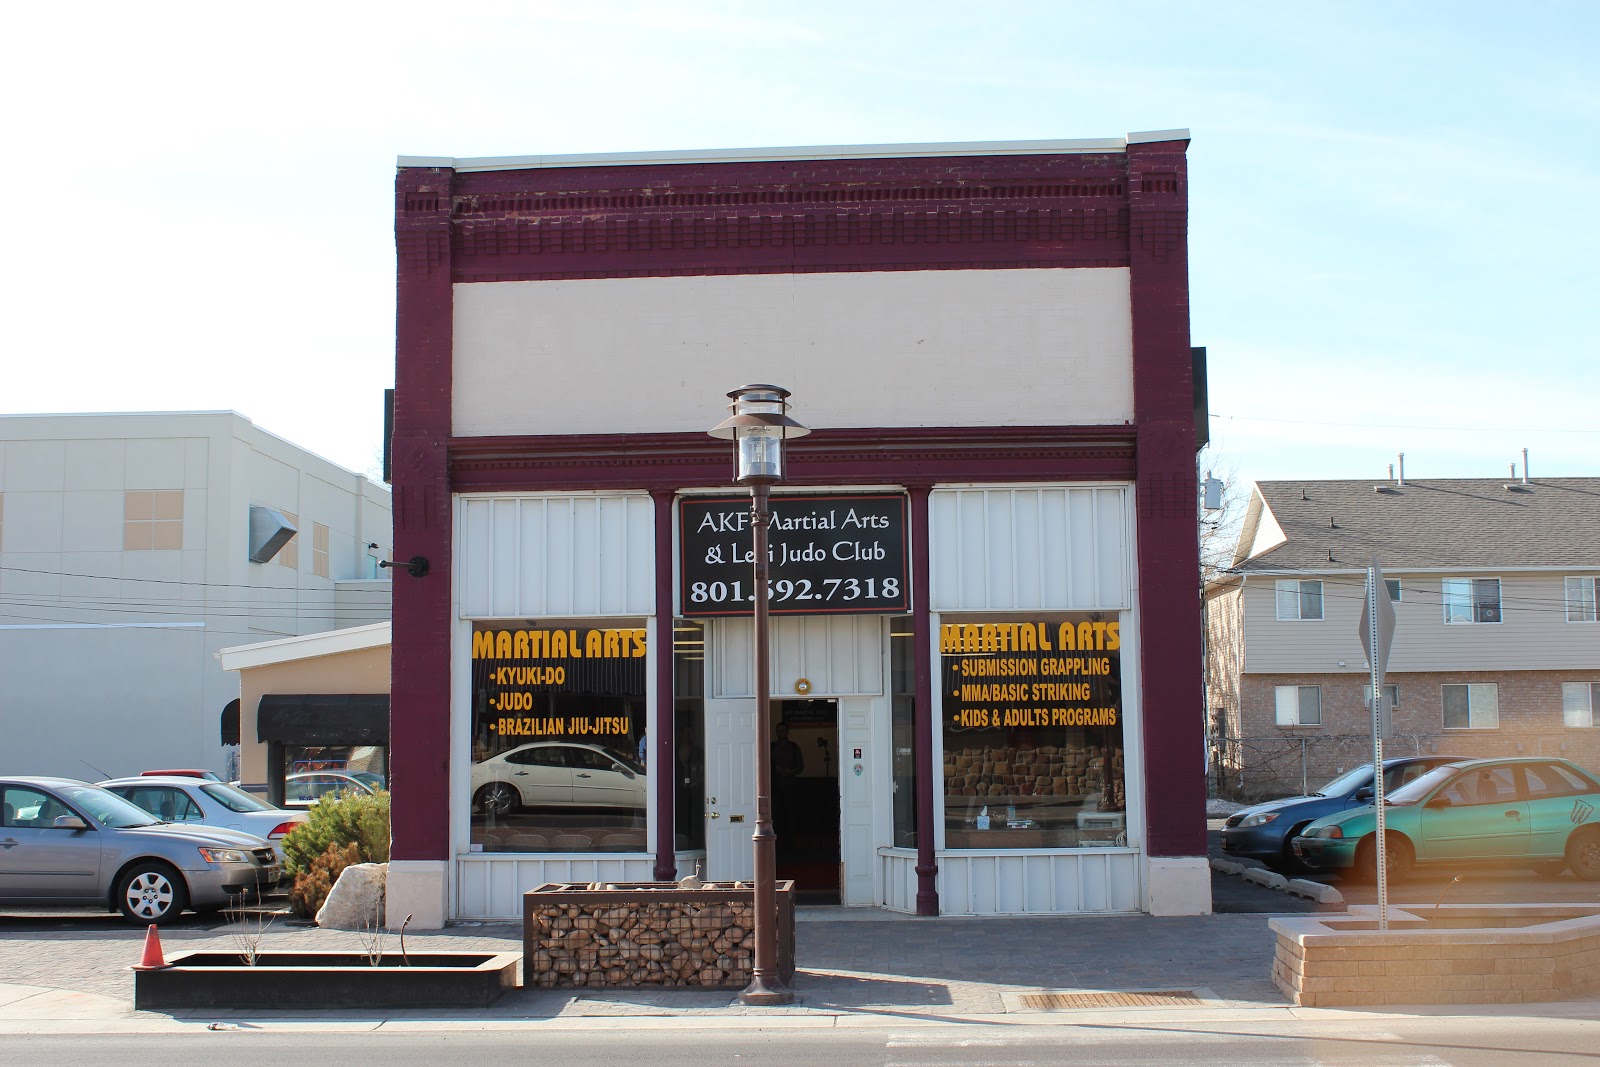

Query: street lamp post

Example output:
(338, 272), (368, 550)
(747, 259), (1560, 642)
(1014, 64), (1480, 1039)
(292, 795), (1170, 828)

(709, 384), (809, 1006)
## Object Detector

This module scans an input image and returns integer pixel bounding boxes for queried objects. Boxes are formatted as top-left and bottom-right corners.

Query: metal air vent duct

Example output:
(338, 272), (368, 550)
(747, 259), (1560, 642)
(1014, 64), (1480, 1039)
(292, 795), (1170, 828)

(248, 505), (298, 563)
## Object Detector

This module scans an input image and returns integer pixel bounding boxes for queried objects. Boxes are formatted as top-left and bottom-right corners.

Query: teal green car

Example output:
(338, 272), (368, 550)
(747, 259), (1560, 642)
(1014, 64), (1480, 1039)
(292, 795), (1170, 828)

(1290, 757), (1600, 881)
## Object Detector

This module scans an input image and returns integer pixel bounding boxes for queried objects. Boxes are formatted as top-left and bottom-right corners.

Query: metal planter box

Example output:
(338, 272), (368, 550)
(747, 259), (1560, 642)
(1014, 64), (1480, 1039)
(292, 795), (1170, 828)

(133, 951), (520, 1010)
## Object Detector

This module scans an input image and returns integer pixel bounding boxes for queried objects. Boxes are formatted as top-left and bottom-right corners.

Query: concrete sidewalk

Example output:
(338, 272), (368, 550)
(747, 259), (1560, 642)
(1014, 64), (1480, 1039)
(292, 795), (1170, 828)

(0, 907), (1594, 1034)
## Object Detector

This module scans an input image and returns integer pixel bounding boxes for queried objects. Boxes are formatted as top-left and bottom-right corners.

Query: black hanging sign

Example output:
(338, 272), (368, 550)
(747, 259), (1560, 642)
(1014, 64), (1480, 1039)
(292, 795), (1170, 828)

(679, 493), (909, 617)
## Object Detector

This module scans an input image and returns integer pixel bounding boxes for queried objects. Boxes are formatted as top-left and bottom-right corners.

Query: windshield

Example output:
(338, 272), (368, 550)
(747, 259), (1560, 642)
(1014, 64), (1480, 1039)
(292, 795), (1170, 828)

(1315, 765), (1378, 798)
(201, 782), (277, 813)
(57, 784), (163, 828)
(1386, 764), (1462, 806)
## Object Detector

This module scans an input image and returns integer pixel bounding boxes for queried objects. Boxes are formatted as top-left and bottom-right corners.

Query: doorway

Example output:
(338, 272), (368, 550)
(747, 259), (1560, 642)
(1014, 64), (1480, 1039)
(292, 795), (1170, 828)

(772, 699), (840, 904)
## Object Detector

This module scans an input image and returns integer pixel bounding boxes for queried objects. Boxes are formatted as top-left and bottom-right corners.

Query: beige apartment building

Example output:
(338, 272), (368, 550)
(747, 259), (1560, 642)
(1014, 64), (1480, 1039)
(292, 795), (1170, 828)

(1206, 475), (1600, 799)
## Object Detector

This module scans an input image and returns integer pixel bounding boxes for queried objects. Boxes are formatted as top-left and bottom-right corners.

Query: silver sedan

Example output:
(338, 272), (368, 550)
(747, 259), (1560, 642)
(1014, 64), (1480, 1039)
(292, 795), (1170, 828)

(0, 776), (280, 925)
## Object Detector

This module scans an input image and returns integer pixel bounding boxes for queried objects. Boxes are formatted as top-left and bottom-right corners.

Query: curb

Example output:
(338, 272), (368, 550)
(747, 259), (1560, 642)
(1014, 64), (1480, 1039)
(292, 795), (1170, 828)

(1212, 857), (1343, 906)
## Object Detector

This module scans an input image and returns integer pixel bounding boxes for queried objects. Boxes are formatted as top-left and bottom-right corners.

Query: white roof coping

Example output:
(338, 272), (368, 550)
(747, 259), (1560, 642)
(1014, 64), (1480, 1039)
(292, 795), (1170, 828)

(398, 131), (1190, 173)
(218, 622), (391, 672)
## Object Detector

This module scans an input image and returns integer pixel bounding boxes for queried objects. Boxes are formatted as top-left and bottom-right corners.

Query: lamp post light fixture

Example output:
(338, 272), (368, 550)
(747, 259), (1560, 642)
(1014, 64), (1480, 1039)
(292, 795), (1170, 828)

(708, 384), (809, 1005)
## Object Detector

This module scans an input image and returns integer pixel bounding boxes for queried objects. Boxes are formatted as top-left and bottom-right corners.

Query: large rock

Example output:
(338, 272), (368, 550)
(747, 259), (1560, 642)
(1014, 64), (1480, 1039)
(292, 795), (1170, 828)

(316, 862), (387, 930)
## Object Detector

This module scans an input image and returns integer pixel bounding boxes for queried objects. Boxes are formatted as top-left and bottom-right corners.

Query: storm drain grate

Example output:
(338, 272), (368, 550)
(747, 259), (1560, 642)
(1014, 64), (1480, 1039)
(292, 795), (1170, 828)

(1018, 989), (1204, 1010)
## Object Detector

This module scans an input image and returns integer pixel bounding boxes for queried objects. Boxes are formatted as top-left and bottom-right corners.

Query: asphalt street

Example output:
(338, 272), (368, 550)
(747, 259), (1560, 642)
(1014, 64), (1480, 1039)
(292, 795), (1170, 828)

(9, 1015), (1600, 1066)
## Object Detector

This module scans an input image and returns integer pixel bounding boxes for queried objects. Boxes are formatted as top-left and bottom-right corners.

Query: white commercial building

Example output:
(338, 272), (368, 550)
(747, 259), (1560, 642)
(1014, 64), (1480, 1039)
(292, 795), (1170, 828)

(0, 411), (391, 781)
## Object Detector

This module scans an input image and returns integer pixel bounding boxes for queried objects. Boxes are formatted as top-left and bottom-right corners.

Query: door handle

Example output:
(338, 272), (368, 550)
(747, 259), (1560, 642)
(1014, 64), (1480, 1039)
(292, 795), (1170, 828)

(514, 771), (528, 776)
(0, 838), (17, 849)
(1504, 810), (1522, 819)
(705, 812), (720, 819)
(576, 773), (592, 779)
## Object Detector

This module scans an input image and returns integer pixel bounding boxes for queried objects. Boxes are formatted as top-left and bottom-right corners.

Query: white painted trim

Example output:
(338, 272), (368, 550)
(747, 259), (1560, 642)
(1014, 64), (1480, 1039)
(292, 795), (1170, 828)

(217, 621), (390, 670)
(397, 134), (1187, 173)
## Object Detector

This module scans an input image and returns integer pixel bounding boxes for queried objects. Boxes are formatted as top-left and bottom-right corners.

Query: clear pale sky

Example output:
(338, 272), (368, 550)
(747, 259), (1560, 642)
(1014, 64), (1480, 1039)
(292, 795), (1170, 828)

(3, 1), (1595, 489)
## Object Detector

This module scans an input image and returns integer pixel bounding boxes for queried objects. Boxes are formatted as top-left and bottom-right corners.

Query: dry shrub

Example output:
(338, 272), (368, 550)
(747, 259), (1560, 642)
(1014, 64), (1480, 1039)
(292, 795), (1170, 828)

(289, 841), (362, 919)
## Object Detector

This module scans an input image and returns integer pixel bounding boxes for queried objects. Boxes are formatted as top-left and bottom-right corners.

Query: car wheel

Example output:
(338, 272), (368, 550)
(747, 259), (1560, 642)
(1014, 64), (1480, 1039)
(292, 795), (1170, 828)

(1354, 833), (1413, 883)
(1566, 828), (1600, 882)
(1273, 826), (1311, 874)
(475, 782), (520, 817)
(117, 861), (190, 926)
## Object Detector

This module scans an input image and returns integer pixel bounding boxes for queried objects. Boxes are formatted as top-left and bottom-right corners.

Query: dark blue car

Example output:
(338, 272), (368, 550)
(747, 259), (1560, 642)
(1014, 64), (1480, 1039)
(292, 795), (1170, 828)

(1220, 755), (1465, 870)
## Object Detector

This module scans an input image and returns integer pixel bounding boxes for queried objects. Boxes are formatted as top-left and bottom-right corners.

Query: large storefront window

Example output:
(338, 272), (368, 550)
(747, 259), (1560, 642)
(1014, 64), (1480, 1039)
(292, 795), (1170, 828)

(941, 614), (1125, 849)
(469, 622), (648, 853)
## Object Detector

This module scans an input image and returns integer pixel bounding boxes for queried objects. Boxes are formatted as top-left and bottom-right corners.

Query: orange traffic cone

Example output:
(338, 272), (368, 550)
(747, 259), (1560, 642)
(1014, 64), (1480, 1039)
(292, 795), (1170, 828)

(132, 924), (169, 970)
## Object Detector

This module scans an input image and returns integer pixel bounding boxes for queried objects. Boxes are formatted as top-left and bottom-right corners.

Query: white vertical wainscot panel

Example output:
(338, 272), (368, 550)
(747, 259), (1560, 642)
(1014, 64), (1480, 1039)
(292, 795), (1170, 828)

(711, 616), (885, 697)
(458, 494), (655, 619)
(934, 850), (1141, 915)
(456, 855), (657, 920)
(929, 487), (1130, 612)
(877, 848), (920, 913)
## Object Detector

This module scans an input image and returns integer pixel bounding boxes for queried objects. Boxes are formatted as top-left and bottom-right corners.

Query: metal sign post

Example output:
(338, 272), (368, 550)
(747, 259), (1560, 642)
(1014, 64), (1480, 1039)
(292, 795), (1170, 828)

(1359, 558), (1397, 931)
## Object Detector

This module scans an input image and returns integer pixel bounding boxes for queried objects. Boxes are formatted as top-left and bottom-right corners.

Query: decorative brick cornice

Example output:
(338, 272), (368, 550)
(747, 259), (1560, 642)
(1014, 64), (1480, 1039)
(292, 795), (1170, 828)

(397, 154), (1139, 283)
(449, 425), (1136, 493)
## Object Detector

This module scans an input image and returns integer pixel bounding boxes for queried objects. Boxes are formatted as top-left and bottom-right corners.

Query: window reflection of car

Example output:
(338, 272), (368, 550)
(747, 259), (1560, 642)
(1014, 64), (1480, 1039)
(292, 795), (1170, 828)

(472, 743), (645, 816)
(283, 772), (379, 809)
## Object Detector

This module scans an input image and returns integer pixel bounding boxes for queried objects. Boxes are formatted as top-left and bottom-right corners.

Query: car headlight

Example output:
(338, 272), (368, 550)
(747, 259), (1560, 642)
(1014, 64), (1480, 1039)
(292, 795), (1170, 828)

(1310, 825), (1344, 840)
(198, 847), (251, 864)
(1237, 812), (1279, 828)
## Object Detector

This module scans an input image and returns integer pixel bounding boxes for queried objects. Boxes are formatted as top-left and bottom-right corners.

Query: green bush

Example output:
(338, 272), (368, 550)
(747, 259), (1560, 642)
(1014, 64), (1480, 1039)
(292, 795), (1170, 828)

(280, 789), (391, 879)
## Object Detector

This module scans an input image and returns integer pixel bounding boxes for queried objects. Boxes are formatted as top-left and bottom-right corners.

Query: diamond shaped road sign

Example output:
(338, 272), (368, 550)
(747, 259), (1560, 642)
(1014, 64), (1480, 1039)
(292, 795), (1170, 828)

(1358, 556), (1397, 682)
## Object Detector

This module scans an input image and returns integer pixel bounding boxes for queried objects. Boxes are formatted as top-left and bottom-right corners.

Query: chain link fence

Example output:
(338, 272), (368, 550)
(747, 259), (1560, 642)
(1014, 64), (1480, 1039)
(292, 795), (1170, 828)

(1204, 731), (1586, 803)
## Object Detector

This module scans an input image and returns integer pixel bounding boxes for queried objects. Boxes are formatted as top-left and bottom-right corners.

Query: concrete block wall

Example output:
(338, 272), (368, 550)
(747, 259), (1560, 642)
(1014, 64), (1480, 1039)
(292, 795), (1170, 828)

(1273, 921), (1600, 1008)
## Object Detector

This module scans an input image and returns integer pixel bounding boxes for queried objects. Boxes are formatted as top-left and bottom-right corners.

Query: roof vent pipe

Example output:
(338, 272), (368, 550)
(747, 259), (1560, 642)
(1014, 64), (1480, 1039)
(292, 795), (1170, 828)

(1522, 447), (1530, 484)
(1397, 453), (1406, 486)
(1510, 464), (1517, 479)
(1388, 463), (1394, 480)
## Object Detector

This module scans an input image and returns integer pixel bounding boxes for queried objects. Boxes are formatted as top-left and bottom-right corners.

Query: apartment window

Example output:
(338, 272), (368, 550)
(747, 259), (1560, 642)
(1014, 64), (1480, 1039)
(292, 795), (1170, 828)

(1385, 579), (1402, 602)
(1442, 683), (1499, 729)
(1566, 577), (1599, 623)
(277, 511), (299, 569)
(1442, 577), (1501, 624)
(1275, 579), (1324, 621)
(1382, 683), (1399, 710)
(1275, 685), (1322, 726)
(313, 523), (330, 578)
(124, 490), (183, 551)
(1563, 682), (1600, 728)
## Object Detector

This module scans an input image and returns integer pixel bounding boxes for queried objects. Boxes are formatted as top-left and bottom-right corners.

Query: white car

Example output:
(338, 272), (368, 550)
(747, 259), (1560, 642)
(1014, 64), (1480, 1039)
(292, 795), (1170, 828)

(471, 743), (645, 817)
(99, 776), (307, 867)
(283, 772), (379, 809)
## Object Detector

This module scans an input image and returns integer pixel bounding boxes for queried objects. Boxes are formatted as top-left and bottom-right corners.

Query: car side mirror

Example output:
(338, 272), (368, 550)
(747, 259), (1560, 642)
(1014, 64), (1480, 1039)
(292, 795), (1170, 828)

(54, 815), (88, 830)
(1426, 795), (1451, 809)
(1354, 787), (1374, 802)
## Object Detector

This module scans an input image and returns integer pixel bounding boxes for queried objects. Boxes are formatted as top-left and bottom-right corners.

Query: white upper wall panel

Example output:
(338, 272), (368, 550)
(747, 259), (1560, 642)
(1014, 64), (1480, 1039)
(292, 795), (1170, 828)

(459, 494), (655, 619)
(930, 486), (1131, 612)
(453, 268), (1133, 436)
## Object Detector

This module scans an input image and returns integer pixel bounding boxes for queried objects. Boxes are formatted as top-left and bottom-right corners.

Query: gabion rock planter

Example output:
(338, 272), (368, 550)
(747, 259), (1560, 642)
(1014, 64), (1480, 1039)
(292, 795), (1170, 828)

(523, 881), (795, 990)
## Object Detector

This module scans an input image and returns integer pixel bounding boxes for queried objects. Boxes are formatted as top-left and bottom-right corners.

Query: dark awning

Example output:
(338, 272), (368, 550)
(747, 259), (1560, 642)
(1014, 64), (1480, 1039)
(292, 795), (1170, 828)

(220, 698), (240, 746)
(256, 694), (389, 746)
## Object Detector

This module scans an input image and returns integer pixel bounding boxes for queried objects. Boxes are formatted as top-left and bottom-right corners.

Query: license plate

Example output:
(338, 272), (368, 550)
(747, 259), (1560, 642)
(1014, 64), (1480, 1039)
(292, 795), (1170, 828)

(1292, 843), (1304, 857)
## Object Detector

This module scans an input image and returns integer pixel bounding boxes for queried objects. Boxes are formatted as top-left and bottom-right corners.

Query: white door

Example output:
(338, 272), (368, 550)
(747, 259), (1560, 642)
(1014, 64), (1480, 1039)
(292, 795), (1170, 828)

(704, 696), (756, 881)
